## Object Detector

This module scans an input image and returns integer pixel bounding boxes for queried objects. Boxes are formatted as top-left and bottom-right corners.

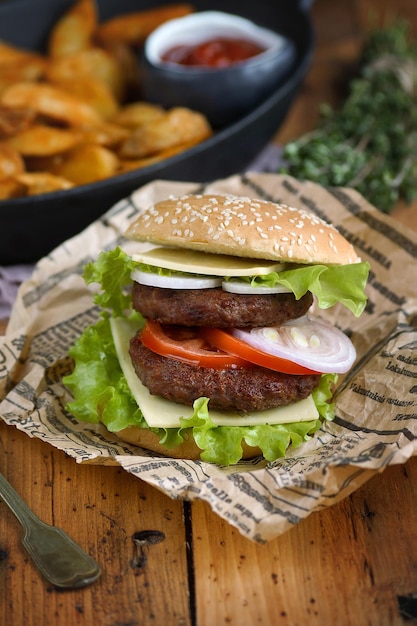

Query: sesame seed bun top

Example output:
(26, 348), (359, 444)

(125, 194), (361, 265)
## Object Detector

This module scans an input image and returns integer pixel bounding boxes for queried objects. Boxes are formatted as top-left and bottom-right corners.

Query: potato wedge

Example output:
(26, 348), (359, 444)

(0, 141), (25, 179)
(0, 104), (36, 139)
(0, 40), (46, 66)
(53, 143), (119, 184)
(0, 51), (47, 96)
(48, 0), (97, 58)
(118, 141), (196, 172)
(49, 76), (119, 120)
(80, 122), (130, 148)
(0, 176), (26, 199)
(118, 107), (212, 158)
(98, 40), (142, 101)
(15, 171), (74, 195)
(1, 82), (102, 126)
(8, 124), (82, 156)
(46, 47), (125, 101)
(95, 4), (194, 47)
(112, 101), (165, 129)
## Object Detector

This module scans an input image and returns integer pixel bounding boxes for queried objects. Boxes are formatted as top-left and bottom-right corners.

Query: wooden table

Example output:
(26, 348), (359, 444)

(1, 1), (417, 624)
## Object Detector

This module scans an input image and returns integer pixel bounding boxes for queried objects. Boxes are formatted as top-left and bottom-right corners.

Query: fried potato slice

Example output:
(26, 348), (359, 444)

(98, 40), (142, 101)
(80, 122), (130, 148)
(46, 47), (125, 101)
(49, 76), (119, 120)
(1, 82), (102, 126)
(8, 124), (82, 156)
(48, 0), (97, 58)
(0, 104), (36, 139)
(0, 40), (46, 66)
(118, 107), (212, 159)
(95, 4), (194, 47)
(0, 177), (26, 199)
(118, 141), (196, 172)
(15, 171), (74, 195)
(0, 141), (25, 179)
(0, 47), (47, 96)
(53, 143), (119, 184)
(112, 101), (165, 129)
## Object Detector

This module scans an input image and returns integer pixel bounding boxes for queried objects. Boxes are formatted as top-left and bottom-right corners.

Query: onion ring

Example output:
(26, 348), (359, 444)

(231, 315), (356, 373)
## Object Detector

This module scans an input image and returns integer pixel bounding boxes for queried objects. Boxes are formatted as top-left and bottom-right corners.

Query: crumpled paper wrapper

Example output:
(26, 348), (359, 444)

(1, 172), (416, 543)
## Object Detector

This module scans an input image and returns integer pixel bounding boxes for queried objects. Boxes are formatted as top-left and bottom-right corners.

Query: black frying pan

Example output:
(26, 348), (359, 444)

(0, 0), (314, 264)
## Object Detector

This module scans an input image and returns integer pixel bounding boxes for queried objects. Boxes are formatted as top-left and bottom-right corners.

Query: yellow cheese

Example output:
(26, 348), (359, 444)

(131, 247), (286, 277)
(110, 317), (319, 429)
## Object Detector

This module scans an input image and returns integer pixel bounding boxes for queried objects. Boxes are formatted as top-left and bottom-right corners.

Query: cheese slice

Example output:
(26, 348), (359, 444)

(110, 317), (319, 429)
(131, 247), (286, 277)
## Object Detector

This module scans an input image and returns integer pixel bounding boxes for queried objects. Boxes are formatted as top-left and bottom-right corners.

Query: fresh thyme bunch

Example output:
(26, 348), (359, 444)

(280, 21), (417, 213)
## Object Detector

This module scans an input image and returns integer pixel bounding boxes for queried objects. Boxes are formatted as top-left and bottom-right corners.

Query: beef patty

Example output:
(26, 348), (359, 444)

(129, 334), (321, 412)
(131, 283), (313, 328)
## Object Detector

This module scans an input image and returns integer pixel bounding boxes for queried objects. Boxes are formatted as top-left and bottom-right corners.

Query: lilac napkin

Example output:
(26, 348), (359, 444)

(0, 264), (34, 319)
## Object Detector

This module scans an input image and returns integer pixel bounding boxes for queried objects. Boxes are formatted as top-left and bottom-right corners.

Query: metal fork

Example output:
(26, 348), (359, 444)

(0, 471), (101, 588)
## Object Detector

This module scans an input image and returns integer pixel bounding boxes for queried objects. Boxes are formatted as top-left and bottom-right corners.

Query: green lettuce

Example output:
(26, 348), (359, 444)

(63, 246), (366, 465)
(224, 262), (370, 316)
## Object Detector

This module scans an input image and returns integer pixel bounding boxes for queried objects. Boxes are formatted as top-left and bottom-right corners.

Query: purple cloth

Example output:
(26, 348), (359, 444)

(0, 264), (34, 319)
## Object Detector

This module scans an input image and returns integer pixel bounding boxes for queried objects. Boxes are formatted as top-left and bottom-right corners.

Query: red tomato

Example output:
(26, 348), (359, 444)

(140, 320), (251, 369)
(200, 328), (321, 375)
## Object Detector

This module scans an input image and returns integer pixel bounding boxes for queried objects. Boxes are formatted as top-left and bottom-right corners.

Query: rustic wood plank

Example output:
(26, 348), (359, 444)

(0, 421), (191, 626)
(192, 457), (417, 626)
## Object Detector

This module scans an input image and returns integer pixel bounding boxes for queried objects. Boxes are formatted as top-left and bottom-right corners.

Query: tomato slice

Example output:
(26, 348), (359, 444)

(140, 320), (251, 369)
(200, 327), (321, 375)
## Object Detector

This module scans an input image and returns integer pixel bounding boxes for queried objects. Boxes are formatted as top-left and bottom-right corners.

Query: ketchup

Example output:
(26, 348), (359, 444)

(161, 37), (266, 68)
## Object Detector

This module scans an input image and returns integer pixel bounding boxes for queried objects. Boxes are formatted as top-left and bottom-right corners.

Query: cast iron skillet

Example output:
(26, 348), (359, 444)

(0, 0), (314, 264)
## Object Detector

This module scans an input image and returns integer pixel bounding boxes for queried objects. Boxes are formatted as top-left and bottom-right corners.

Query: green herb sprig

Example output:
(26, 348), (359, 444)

(280, 21), (417, 213)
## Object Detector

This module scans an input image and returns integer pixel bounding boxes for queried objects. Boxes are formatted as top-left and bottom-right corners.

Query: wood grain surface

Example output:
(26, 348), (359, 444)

(1, 1), (417, 625)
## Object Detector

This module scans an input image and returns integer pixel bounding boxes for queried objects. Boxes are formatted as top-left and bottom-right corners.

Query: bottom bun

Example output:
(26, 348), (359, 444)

(115, 426), (261, 461)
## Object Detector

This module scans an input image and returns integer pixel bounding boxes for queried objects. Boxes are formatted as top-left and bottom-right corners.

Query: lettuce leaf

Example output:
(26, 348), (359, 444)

(83, 247), (139, 318)
(225, 262), (370, 317)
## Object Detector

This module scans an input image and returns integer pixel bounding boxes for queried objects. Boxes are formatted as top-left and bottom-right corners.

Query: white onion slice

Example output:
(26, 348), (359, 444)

(131, 269), (222, 290)
(231, 315), (356, 373)
(222, 280), (292, 294)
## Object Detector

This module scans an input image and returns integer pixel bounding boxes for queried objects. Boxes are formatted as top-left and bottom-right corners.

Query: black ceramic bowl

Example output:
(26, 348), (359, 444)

(141, 10), (296, 128)
(0, 0), (314, 265)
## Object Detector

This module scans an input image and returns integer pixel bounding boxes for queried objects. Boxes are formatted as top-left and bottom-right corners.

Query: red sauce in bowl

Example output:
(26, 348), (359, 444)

(161, 37), (266, 68)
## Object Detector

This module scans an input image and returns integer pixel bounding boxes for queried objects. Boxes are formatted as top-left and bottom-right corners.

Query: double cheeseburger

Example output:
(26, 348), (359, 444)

(64, 193), (370, 465)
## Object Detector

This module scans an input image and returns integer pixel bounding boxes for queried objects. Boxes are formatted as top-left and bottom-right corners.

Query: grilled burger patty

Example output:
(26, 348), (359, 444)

(132, 283), (314, 328)
(129, 335), (321, 412)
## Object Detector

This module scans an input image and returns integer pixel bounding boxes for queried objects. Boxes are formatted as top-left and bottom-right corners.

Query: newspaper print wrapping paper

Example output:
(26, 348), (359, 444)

(0, 172), (416, 543)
